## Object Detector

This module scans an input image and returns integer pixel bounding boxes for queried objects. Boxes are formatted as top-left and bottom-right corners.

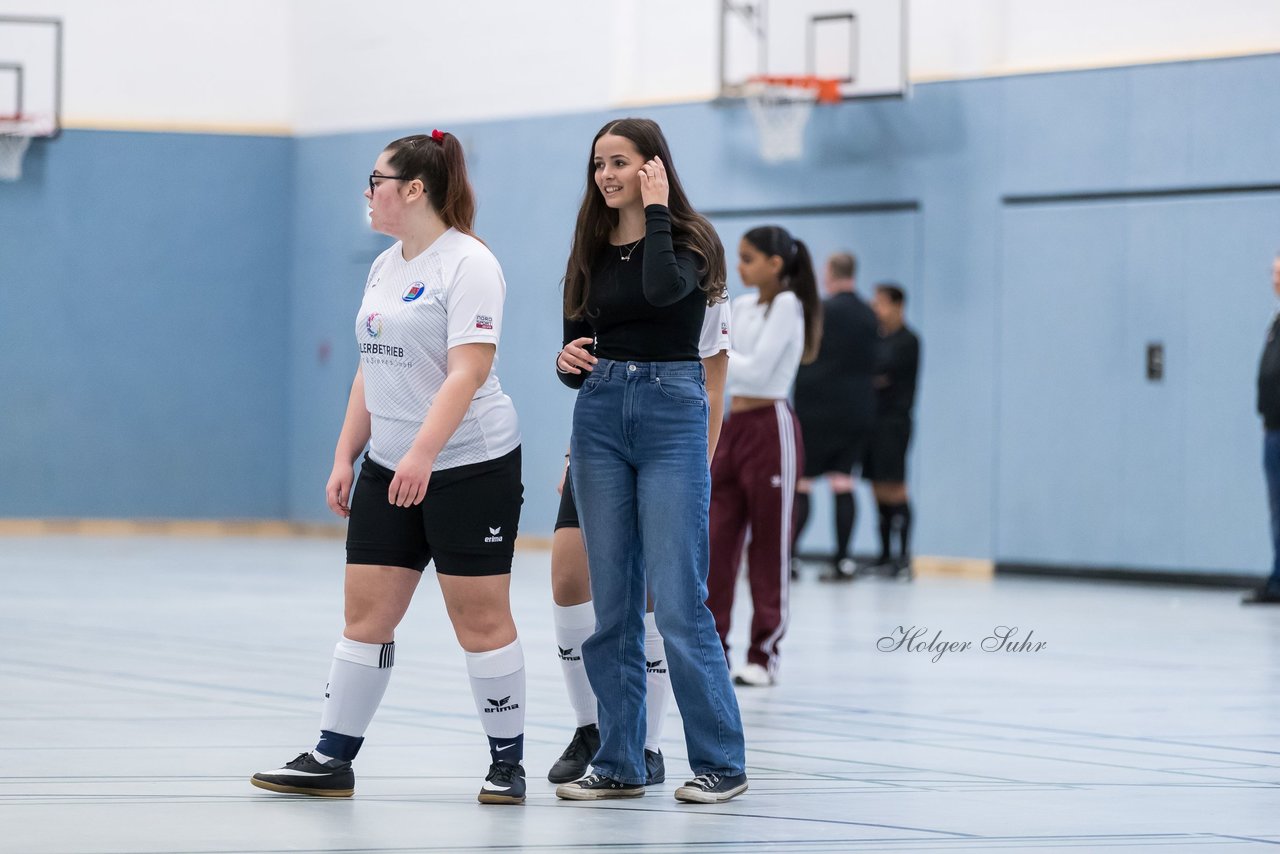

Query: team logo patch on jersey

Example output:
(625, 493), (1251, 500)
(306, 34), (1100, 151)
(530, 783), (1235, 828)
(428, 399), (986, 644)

(365, 312), (383, 338)
(475, 314), (494, 330)
(402, 281), (425, 302)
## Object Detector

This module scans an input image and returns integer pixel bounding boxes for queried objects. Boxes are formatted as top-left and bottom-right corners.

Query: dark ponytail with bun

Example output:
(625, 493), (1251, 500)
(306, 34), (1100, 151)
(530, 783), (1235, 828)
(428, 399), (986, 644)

(385, 130), (477, 238)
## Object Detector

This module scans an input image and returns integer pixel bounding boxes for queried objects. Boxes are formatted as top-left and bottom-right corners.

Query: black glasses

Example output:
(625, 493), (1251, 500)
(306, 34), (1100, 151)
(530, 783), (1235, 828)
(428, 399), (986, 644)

(368, 173), (409, 194)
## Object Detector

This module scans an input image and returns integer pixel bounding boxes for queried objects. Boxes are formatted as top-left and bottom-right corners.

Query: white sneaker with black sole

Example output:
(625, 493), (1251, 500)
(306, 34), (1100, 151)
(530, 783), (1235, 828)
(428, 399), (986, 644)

(732, 662), (773, 687)
(674, 771), (748, 803)
(250, 752), (355, 797)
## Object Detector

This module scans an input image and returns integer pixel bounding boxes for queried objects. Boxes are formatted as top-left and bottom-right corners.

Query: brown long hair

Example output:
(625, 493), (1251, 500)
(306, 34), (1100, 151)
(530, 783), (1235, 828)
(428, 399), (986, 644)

(743, 225), (824, 364)
(384, 131), (477, 238)
(563, 118), (726, 320)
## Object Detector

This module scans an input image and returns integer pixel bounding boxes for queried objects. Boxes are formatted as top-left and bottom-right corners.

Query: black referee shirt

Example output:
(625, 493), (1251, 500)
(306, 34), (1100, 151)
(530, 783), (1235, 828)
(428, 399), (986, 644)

(794, 291), (879, 427)
(875, 325), (920, 420)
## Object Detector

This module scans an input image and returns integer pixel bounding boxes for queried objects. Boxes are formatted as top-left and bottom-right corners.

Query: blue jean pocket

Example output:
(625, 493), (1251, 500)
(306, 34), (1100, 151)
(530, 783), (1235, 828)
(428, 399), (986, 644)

(655, 376), (705, 406)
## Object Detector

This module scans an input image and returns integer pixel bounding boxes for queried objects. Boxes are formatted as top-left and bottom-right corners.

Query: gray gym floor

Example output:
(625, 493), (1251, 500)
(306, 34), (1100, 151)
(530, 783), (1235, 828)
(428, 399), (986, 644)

(2, 535), (1277, 853)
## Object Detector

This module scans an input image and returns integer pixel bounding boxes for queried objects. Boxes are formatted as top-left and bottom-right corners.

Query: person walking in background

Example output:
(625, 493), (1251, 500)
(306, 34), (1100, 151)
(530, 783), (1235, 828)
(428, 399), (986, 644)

(793, 251), (879, 582)
(706, 225), (823, 687)
(553, 118), (748, 803)
(1245, 252), (1280, 605)
(250, 130), (528, 804)
(864, 283), (920, 579)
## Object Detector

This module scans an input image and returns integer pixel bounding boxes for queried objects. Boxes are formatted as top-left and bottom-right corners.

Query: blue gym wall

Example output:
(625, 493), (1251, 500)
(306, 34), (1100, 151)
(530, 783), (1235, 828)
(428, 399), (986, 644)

(0, 130), (292, 518)
(4, 53), (1278, 576)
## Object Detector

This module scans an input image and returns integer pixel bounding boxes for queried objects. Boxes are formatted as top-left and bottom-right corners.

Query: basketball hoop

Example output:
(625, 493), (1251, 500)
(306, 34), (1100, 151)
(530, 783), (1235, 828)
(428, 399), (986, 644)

(0, 114), (48, 181)
(743, 76), (842, 163)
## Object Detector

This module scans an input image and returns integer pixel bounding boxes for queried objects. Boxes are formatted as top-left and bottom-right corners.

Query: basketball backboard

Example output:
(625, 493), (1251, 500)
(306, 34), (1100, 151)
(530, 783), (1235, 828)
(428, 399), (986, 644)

(719, 0), (909, 101)
(0, 15), (62, 136)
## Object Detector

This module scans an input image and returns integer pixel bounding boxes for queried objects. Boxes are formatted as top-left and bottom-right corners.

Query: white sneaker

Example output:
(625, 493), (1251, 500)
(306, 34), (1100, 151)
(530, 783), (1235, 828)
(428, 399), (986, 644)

(732, 663), (773, 687)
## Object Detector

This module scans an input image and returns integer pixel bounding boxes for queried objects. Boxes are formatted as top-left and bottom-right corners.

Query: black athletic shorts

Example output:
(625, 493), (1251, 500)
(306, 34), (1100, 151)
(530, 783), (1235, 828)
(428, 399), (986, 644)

(346, 446), (523, 576)
(800, 419), (872, 479)
(553, 463), (580, 531)
(862, 417), (912, 484)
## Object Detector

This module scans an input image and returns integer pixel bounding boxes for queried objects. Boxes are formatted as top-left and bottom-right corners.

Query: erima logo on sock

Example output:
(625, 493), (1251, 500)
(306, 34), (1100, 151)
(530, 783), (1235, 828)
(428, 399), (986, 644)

(558, 646), (581, 662)
(485, 526), (504, 543)
(485, 695), (520, 713)
(646, 659), (666, 674)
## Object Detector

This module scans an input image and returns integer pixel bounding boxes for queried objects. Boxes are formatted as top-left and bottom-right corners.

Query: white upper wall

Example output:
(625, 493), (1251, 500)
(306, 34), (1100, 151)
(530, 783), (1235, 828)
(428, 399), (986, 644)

(3, 0), (292, 131)
(11, 0), (1278, 133)
(911, 0), (1280, 81)
(290, 0), (719, 135)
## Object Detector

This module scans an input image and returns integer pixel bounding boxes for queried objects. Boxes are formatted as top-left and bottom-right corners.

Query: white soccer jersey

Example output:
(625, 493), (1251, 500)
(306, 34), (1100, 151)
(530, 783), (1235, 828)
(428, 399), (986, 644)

(355, 229), (520, 471)
(699, 297), (732, 359)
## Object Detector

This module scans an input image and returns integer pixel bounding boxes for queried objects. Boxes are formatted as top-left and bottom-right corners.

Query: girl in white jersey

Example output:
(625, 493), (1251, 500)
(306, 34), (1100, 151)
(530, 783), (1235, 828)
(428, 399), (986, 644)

(706, 225), (822, 688)
(546, 299), (730, 787)
(251, 130), (528, 805)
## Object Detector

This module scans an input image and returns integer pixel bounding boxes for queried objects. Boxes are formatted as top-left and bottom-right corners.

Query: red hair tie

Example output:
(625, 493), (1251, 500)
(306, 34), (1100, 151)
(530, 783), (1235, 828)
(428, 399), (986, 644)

(431, 129), (445, 143)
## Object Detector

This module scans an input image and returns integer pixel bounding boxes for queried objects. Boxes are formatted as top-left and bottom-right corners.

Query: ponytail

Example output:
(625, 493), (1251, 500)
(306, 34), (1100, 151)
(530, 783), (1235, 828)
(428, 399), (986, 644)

(385, 130), (477, 238)
(788, 239), (823, 364)
(742, 226), (824, 363)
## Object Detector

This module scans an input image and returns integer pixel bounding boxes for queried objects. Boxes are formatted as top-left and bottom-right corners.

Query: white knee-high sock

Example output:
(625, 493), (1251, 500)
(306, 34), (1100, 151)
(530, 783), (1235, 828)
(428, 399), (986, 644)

(553, 601), (598, 727)
(314, 636), (395, 762)
(466, 638), (526, 764)
(644, 611), (670, 752)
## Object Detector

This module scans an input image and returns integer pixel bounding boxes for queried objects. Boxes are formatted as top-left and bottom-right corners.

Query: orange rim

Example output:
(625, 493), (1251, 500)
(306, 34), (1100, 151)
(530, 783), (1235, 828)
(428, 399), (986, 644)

(747, 75), (843, 104)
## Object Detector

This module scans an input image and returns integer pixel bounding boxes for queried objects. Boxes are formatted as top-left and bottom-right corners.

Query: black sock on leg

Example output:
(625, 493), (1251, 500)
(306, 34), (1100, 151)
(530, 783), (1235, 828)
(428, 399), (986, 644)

(876, 501), (892, 563)
(833, 492), (855, 562)
(896, 501), (912, 563)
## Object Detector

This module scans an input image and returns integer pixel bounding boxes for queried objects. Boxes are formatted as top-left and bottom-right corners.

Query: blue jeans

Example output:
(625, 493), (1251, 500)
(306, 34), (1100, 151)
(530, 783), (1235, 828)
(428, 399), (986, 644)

(571, 359), (746, 784)
(1265, 430), (1280, 593)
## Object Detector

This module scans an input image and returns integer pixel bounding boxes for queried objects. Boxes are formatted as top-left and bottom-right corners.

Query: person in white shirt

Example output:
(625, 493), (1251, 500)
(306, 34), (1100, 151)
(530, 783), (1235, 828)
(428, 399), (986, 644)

(546, 299), (731, 787)
(251, 130), (528, 805)
(706, 225), (822, 687)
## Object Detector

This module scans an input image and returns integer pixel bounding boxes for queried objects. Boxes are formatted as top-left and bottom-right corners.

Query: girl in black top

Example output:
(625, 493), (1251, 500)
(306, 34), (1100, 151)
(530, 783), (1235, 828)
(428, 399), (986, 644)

(553, 118), (748, 804)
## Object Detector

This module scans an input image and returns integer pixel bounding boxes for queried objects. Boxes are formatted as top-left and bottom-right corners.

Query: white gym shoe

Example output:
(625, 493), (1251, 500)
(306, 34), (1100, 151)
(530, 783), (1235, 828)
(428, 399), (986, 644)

(732, 663), (773, 687)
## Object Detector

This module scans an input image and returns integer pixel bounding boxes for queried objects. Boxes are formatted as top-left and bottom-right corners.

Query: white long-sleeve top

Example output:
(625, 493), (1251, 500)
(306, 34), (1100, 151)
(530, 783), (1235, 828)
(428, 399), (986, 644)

(726, 290), (805, 399)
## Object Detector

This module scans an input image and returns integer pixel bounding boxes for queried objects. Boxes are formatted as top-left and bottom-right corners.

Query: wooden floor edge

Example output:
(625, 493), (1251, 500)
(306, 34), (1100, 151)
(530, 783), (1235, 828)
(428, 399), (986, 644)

(910, 556), (995, 579)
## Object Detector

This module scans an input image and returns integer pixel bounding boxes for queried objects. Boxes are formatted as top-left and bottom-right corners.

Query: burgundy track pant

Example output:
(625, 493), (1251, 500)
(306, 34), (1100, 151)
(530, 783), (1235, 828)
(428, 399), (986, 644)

(706, 401), (803, 675)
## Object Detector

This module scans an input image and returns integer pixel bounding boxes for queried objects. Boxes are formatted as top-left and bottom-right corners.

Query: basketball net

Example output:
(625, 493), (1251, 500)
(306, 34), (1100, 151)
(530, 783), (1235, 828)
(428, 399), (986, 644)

(743, 76), (841, 163)
(0, 117), (42, 181)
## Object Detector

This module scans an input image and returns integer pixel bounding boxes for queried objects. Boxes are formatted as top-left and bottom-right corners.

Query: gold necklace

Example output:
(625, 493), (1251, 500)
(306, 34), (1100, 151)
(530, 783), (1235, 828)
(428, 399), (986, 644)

(619, 238), (643, 261)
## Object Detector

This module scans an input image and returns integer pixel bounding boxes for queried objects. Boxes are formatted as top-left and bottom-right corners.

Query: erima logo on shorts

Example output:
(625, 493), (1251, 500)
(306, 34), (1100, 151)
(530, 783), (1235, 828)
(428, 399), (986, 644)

(475, 314), (494, 330)
(646, 658), (666, 674)
(485, 695), (520, 713)
(770, 474), (782, 487)
(485, 526), (504, 543)
(558, 646), (581, 662)
(402, 281), (425, 302)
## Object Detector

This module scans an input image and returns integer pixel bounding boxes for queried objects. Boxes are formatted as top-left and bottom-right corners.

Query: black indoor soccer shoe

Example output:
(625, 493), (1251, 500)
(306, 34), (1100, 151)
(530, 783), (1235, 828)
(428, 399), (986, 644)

(547, 723), (600, 783)
(250, 752), (354, 797)
(644, 748), (665, 785)
(674, 771), (748, 804)
(478, 760), (526, 805)
(555, 772), (645, 800)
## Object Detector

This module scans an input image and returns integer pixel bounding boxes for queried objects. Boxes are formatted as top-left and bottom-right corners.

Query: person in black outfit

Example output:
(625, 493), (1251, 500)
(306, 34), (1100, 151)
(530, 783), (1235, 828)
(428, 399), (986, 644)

(793, 252), (879, 581)
(1245, 253), (1280, 605)
(864, 283), (919, 578)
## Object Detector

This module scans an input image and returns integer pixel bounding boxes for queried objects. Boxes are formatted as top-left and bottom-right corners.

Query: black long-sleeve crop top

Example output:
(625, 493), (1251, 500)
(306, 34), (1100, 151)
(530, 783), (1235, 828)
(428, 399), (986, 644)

(558, 205), (708, 389)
